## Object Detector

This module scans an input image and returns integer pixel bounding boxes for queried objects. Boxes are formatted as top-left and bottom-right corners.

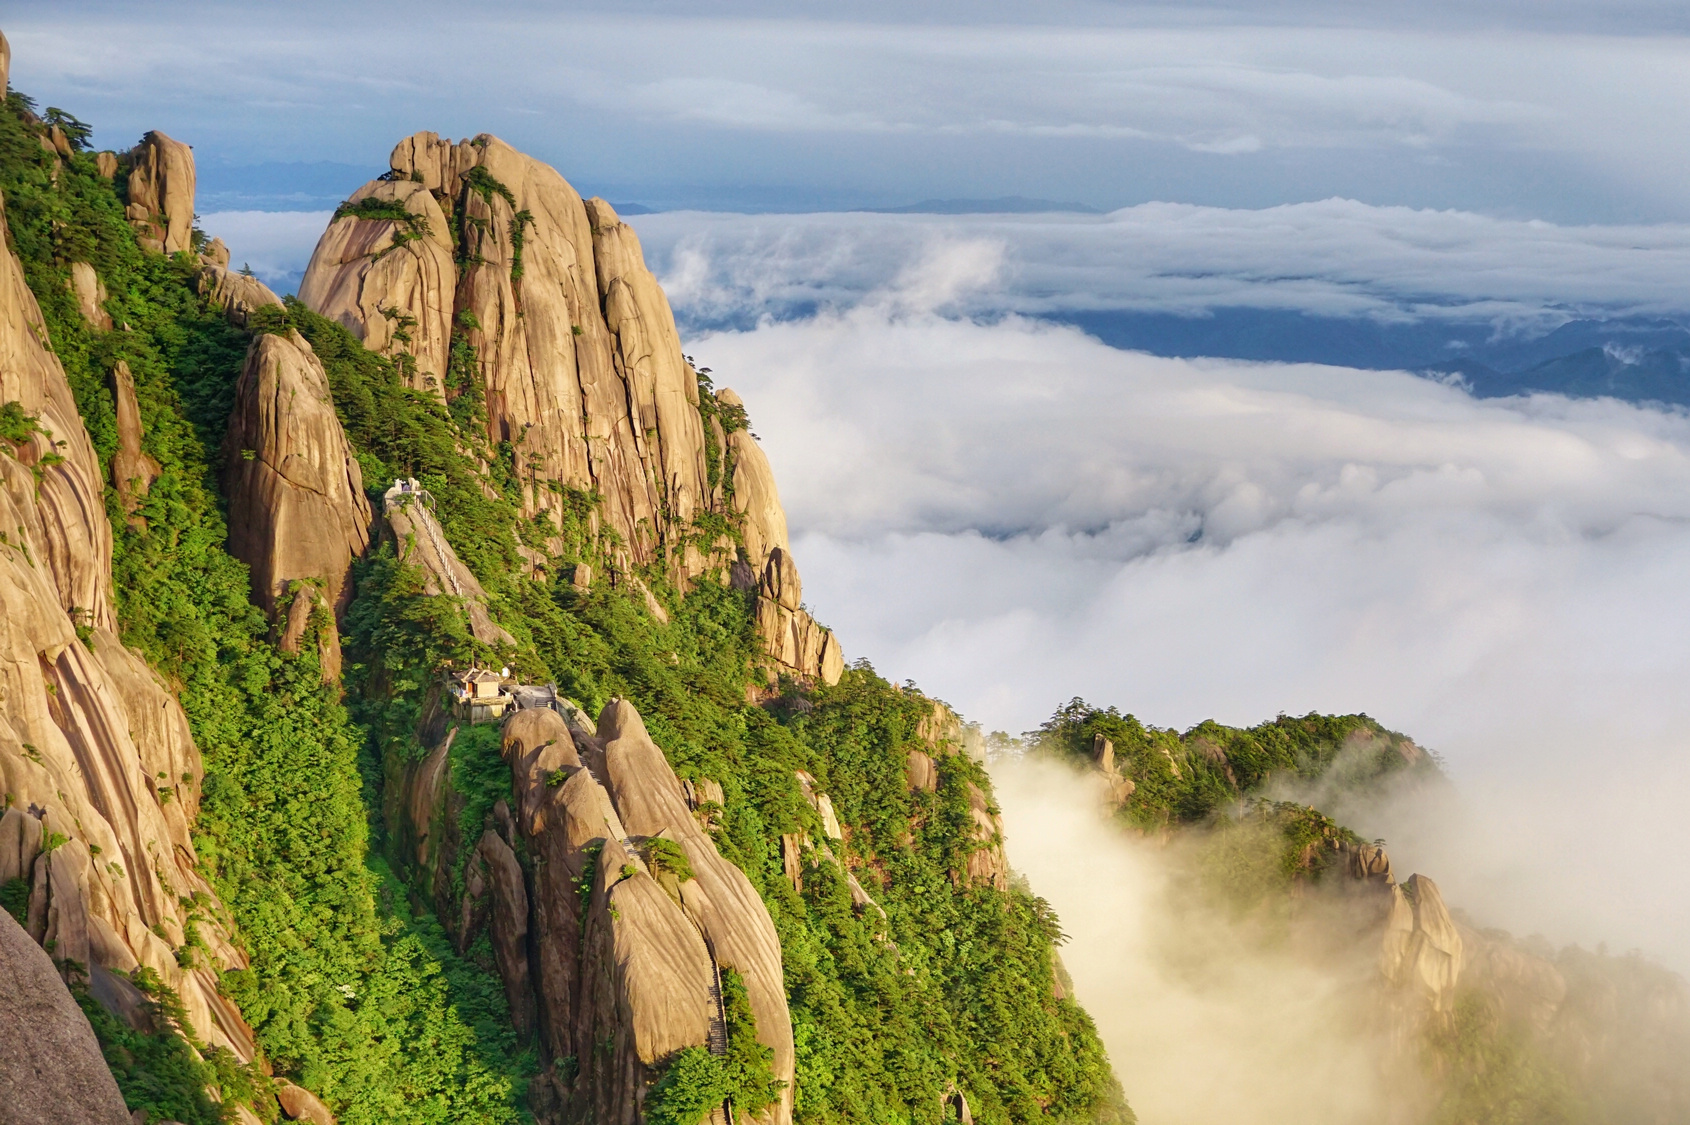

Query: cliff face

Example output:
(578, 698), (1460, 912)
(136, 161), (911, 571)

(298, 131), (841, 685)
(0, 146), (256, 1064)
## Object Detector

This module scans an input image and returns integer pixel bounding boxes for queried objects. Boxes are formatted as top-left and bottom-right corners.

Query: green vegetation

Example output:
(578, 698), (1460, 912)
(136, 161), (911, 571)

(75, 964), (271, 1125)
(1, 875), (29, 923)
(1031, 699), (1435, 831)
(1427, 990), (1579, 1125)
(646, 969), (782, 1125)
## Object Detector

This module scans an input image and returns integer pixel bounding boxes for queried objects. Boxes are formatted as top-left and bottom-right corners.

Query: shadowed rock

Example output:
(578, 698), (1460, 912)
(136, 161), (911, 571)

(0, 910), (130, 1125)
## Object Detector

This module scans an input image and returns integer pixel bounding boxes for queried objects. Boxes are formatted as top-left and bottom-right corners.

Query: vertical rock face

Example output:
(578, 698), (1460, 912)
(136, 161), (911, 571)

(298, 179), (455, 397)
(0, 911), (132, 1125)
(1380, 872), (1464, 1011)
(108, 360), (159, 522)
(124, 130), (196, 254)
(719, 393), (788, 569)
(493, 702), (796, 1125)
(69, 262), (111, 330)
(0, 182), (254, 1061)
(223, 329), (372, 618)
(0, 192), (115, 631)
(754, 549), (844, 687)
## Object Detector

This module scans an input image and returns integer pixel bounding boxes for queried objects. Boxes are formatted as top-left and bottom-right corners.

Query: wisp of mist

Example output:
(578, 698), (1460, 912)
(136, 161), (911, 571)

(992, 755), (1395, 1125)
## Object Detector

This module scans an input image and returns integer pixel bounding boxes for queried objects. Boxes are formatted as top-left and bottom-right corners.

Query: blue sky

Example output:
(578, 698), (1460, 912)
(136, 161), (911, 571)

(13, 1), (1690, 220)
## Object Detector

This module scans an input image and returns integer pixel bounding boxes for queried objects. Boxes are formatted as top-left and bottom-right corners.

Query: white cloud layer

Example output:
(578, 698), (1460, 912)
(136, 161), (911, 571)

(641, 202), (1690, 327)
(698, 304), (1690, 969)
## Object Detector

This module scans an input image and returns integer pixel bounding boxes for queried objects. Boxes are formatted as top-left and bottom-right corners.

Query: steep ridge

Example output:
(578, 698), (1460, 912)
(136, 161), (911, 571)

(298, 132), (840, 686)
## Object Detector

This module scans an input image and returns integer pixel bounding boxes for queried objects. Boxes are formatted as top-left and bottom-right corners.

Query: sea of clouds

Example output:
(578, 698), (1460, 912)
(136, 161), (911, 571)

(199, 201), (1690, 976)
(641, 218), (1690, 978)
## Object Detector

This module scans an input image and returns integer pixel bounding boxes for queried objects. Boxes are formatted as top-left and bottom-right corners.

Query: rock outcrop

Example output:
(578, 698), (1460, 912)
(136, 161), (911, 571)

(69, 261), (112, 330)
(754, 548), (843, 686)
(298, 180), (454, 396)
(1380, 872), (1464, 1012)
(297, 134), (844, 681)
(223, 328), (372, 623)
(197, 262), (282, 328)
(108, 360), (159, 523)
(276, 1080), (338, 1125)
(1089, 734), (1135, 808)
(0, 910), (131, 1125)
(0, 177), (255, 1065)
(124, 130), (195, 254)
(485, 701), (795, 1125)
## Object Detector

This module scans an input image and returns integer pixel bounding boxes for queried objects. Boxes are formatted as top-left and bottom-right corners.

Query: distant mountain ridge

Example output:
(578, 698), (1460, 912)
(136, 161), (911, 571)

(860, 196), (1104, 215)
(1053, 308), (1690, 405)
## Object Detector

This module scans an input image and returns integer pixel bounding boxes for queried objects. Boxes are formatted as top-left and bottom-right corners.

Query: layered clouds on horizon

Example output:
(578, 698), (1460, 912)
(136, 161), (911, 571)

(640, 202), (1690, 332)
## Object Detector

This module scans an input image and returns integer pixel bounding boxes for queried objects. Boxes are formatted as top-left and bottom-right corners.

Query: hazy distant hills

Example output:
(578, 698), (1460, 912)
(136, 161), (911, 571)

(860, 196), (1105, 214)
(1053, 308), (1690, 406)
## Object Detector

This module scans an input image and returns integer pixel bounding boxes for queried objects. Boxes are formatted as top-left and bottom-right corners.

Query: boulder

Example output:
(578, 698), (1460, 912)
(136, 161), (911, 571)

(125, 131), (195, 254)
(222, 329), (371, 617)
(200, 237), (230, 268)
(196, 264), (282, 328)
(0, 30), (9, 95)
(0, 910), (131, 1125)
(94, 151), (118, 179)
(275, 1080), (336, 1124)
(68, 262), (111, 330)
